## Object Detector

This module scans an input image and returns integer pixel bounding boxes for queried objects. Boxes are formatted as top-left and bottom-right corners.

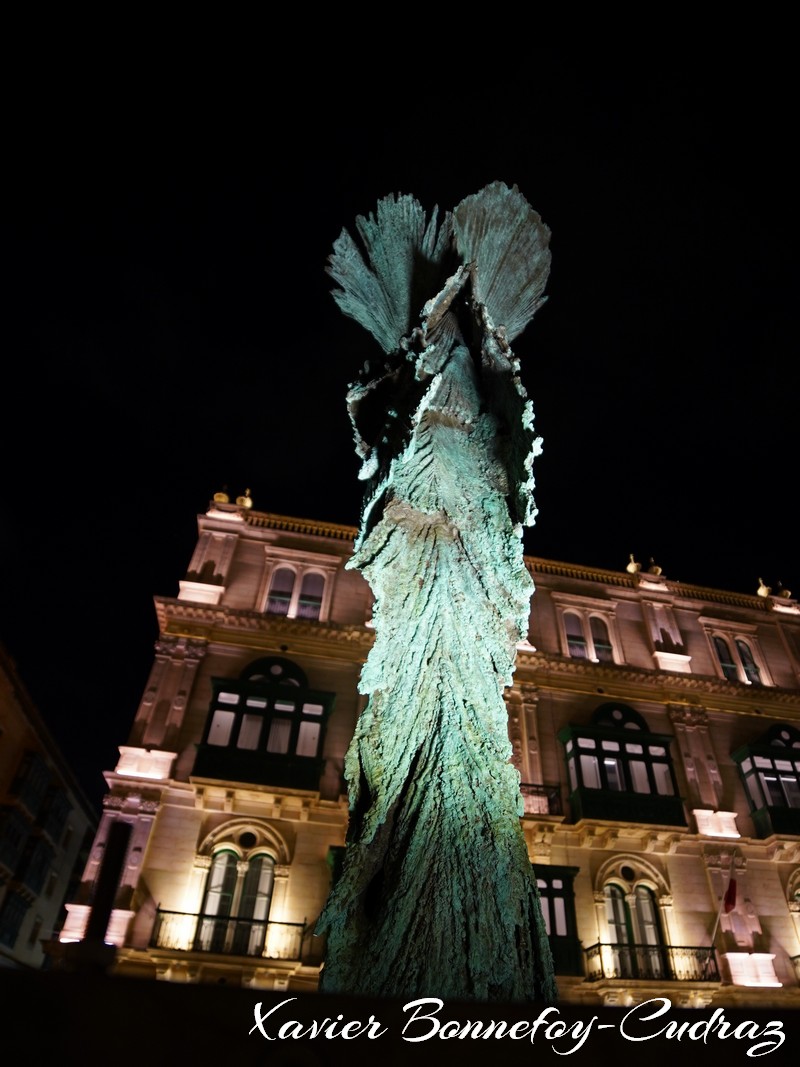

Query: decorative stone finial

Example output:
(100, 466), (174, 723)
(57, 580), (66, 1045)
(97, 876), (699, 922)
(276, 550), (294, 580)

(626, 554), (641, 574)
(776, 581), (792, 600)
(648, 557), (662, 576)
(236, 488), (253, 509)
(757, 577), (771, 597)
(213, 489), (230, 504)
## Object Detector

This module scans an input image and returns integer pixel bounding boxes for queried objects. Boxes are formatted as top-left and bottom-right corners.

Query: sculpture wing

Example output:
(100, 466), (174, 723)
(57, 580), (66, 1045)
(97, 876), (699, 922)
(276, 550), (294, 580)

(453, 181), (551, 342)
(328, 194), (454, 353)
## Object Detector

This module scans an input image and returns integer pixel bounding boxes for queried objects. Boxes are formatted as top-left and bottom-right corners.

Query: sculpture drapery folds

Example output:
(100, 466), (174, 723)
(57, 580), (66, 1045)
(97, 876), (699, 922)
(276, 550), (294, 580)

(316, 182), (556, 1003)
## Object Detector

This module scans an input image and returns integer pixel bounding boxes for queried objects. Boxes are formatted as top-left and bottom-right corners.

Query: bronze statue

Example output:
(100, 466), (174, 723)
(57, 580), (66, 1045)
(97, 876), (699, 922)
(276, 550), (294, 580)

(317, 182), (556, 1002)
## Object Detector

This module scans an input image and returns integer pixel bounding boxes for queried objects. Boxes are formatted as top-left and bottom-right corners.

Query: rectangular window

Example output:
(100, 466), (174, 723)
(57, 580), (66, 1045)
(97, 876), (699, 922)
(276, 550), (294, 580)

(755, 762), (800, 807)
(267, 719), (292, 755)
(745, 773), (763, 809)
(580, 755), (601, 789)
(567, 760), (578, 792)
(536, 878), (569, 936)
(0, 892), (30, 948)
(539, 896), (551, 936)
(552, 897), (567, 936)
(761, 775), (785, 806)
(195, 670), (334, 788)
(780, 776), (800, 808)
(651, 763), (674, 796)
(208, 710), (235, 746)
(629, 760), (651, 793)
(603, 757), (624, 791)
(534, 866), (582, 976)
(297, 722), (321, 757)
(237, 714), (262, 750)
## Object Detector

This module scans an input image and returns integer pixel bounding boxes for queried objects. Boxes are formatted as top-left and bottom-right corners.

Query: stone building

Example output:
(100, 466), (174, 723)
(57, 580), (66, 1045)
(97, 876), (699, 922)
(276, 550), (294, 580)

(60, 495), (800, 1007)
(0, 641), (96, 967)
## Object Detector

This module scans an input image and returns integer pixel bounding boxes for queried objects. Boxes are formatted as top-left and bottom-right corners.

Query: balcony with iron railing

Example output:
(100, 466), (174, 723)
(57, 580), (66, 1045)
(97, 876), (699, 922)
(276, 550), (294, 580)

(150, 909), (305, 961)
(519, 783), (562, 816)
(584, 942), (720, 982)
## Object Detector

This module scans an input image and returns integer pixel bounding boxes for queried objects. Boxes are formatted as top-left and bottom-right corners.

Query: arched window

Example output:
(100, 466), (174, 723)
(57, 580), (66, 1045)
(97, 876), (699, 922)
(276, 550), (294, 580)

(196, 850), (238, 953)
(265, 568), (328, 620)
(713, 636), (738, 681)
(297, 573), (324, 620)
(605, 884), (629, 954)
(564, 613), (587, 658)
(266, 568), (295, 616)
(590, 617), (613, 662)
(735, 640), (762, 685)
(232, 853), (276, 956)
(557, 606), (620, 663)
(709, 632), (770, 685)
(603, 883), (666, 979)
(196, 849), (276, 957)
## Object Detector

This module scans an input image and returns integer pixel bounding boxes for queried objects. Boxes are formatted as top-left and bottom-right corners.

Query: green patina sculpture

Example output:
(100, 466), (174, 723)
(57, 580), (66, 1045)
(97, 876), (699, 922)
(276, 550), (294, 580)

(316, 182), (556, 1003)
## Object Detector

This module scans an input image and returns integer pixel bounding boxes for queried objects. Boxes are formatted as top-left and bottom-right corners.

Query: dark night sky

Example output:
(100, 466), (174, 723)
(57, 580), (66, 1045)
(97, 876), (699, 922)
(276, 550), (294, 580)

(2, 53), (797, 812)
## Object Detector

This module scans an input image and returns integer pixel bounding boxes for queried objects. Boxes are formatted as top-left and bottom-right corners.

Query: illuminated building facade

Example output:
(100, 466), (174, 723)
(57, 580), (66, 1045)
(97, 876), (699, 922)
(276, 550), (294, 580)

(61, 498), (800, 1007)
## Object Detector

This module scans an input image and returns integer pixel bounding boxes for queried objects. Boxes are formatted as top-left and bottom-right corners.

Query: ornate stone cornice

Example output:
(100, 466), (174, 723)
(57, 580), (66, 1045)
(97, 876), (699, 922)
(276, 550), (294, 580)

(205, 518), (779, 610)
(526, 557), (636, 589)
(525, 556), (773, 611)
(514, 649), (800, 711)
(243, 510), (358, 541)
(154, 597), (375, 652)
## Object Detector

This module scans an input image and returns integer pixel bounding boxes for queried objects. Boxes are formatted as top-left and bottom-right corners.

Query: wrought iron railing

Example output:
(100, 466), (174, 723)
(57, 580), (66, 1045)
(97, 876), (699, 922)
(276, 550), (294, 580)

(519, 783), (562, 816)
(150, 909), (305, 960)
(584, 942), (719, 982)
